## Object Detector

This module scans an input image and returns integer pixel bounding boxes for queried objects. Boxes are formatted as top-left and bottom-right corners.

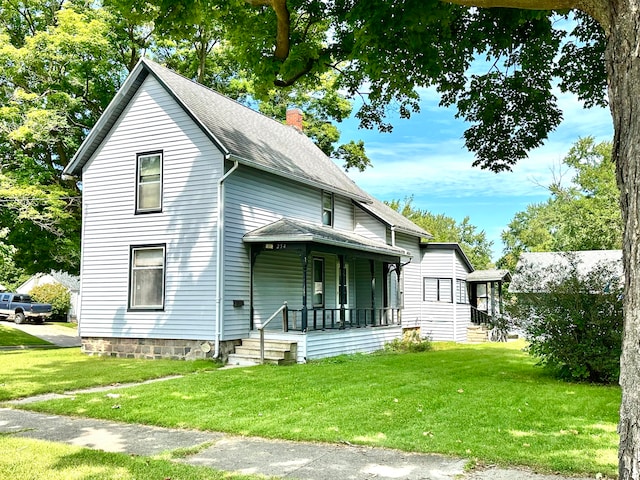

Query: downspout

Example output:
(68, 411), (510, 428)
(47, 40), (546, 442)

(215, 157), (239, 359)
(391, 226), (396, 247)
(452, 251), (457, 342)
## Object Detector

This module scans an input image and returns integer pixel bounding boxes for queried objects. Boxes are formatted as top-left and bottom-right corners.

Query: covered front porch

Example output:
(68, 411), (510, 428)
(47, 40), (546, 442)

(238, 218), (409, 362)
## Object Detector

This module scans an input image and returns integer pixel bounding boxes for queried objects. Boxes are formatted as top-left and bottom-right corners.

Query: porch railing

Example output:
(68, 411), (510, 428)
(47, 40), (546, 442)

(257, 302), (289, 364)
(470, 305), (491, 325)
(266, 307), (401, 332)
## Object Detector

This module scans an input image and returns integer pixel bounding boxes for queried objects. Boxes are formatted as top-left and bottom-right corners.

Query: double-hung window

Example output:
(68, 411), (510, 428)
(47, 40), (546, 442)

(322, 191), (334, 227)
(130, 245), (165, 309)
(423, 277), (453, 303)
(136, 152), (162, 213)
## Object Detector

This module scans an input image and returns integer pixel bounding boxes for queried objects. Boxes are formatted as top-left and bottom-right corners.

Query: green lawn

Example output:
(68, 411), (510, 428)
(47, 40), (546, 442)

(0, 436), (270, 480)
(0, 348), (220, 401)
(0, 323), (52, 347)
(14, 341), (620, 477)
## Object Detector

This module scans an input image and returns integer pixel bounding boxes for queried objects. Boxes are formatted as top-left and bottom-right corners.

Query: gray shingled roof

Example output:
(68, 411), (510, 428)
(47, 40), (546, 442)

(466, 269), (511, 283)
(65, 58), (370, 202)
(356, 197), (432, 239)
(509, 250), (622, 292)
(243, 218), (411, 258)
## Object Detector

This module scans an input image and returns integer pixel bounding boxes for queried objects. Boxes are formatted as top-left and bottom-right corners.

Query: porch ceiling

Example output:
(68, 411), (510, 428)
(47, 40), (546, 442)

(243, 218), (411, 258)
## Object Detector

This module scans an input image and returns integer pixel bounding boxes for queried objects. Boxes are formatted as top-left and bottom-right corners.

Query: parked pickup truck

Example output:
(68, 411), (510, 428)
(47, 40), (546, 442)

(0, 293), (52, 324)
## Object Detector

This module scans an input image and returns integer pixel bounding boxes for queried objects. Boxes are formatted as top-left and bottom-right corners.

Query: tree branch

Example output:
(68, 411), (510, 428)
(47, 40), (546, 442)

(443, 0), (610, 32)
(246, 0), (290, 60)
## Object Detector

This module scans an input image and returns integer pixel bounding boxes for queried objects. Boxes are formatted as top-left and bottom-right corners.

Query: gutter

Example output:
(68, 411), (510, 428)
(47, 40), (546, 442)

(215, 157), (239, 359)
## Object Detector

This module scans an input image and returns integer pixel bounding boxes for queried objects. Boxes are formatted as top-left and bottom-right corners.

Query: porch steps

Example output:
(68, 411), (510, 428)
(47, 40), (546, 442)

(467, 324), (489, 343)
(227, 339), (297, 366)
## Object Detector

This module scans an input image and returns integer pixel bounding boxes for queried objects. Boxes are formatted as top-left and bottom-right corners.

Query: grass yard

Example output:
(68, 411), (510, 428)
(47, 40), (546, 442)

(0, 348), (220, 401)
(0, 436), (270, 480)
(0, 323), (52, 347)
(16, 341), (620, 477)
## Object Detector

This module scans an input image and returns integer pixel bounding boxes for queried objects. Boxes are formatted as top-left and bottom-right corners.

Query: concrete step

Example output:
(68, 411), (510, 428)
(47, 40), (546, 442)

(227, 338), (298, 366)
(227, 353), (295, 366)
(240, 338), (297, 352)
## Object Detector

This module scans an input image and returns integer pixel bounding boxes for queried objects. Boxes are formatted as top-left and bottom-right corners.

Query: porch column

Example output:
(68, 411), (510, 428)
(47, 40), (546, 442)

(301, 249), (308, 332)
(250, 247), (258, 330)
(396, 262), (402, 324)
(339, 254), (346, 327)
(370, 259), (376, 325)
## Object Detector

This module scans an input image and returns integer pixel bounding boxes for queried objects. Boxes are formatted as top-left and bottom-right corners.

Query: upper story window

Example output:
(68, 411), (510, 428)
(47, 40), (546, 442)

(129, 245), (165, 310)
(136, 151), (162, 213)
(322, 191), (334, 227)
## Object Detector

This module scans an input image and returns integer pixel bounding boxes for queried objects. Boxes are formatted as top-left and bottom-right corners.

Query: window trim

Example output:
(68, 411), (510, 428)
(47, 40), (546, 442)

(128, 244), (166, 311)
(423, 277), (453, 303)
(312, 257), (325, 308)
(135, 150), (163, 214)
(456, 279), (468, 304)
(321, 191), (334, 227)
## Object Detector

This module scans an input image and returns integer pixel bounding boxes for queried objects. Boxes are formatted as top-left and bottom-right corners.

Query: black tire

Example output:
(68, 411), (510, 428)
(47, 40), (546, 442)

(34, 318), (44, 325)
(14, 312), (25, 324)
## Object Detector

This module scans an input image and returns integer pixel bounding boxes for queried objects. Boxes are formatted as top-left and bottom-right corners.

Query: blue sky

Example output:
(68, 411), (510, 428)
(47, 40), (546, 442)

(336, 87), (614, 262)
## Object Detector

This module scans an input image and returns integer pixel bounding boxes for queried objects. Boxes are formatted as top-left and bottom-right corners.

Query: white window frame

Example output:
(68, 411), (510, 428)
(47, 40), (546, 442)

(136, 151), (163, 213)
(321, 191), (334, 227)
(313, 257), (325, 308)
(129, 245), (166, 310)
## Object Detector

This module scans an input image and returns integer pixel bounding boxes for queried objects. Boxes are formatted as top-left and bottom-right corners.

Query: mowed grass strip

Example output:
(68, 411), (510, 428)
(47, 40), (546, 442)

(0, 348), (219, 401)
(22, 341), (620, 476)
(0, 324), (52, 347)
(0, 436), (270, 480)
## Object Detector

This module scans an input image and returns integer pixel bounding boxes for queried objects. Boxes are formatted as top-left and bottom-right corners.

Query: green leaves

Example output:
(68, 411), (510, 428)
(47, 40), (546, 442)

(498, 138), (621, 270)
(388, 197), (494, 269)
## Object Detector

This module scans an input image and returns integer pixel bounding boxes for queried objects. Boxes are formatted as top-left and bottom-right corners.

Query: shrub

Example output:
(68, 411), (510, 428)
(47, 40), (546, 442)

(507, 252), (622, 383)
(29, 283), (71, 321)
(384, 329), (432, 353)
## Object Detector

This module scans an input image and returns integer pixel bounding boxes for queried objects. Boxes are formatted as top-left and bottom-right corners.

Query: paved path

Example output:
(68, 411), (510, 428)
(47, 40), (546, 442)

(0, 405), (598, 480)
(3, 321), (81, 348)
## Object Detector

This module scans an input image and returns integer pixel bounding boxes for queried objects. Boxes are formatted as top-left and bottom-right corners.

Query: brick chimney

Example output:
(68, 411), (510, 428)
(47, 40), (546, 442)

(286, 108), (303, 131)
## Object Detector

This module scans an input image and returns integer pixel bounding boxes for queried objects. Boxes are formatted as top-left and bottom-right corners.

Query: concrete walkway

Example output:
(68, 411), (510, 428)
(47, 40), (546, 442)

(0, 404), (598, 480)
(3, 321), (81, 348)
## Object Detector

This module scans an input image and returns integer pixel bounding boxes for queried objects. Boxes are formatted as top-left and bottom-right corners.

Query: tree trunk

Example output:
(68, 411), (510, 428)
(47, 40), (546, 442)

(608, 2), (640, 479)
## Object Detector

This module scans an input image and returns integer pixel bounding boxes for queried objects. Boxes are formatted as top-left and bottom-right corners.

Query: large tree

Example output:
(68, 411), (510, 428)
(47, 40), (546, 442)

(499, 137), (621, 270)
(388, 197), (494, 269)
(215, 0), (638, 477)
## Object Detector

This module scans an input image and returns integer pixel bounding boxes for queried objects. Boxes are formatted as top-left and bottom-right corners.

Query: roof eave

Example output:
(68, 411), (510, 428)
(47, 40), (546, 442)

(231, 154), (371, 203)
(243, 233), (410, 258)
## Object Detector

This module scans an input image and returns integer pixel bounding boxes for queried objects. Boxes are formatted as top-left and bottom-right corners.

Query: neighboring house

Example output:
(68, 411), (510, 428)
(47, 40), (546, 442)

(509, 250), (622, 293)
(17, 271), (80, 322)
(418, 243), (474, 342)
(63, 58), (503, 362)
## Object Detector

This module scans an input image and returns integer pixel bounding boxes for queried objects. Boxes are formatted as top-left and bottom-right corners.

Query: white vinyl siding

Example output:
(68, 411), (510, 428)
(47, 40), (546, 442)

(79, 75), (222, 340)
(222, 166), (362, 339)
(395, 232), (421, 328)
(419, 246), (472, 342)
(353, 205), (387, 242)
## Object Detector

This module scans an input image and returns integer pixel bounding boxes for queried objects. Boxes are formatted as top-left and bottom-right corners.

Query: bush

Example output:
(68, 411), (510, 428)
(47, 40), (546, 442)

(507, 253), (622, 383)
(384, 329), (432, 353)
(29, 283), (71, 321)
